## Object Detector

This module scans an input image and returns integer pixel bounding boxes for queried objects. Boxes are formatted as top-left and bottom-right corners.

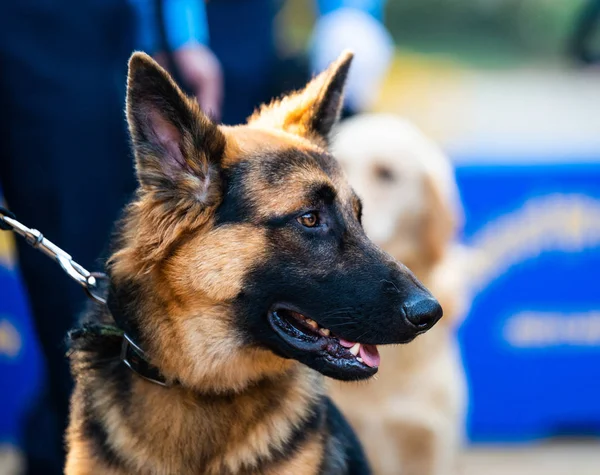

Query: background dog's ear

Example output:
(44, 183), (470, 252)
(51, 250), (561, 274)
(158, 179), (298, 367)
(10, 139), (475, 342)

(249, 50), (353, 146)
(421, 174), (460, 266)
(126, 52), (225, 204)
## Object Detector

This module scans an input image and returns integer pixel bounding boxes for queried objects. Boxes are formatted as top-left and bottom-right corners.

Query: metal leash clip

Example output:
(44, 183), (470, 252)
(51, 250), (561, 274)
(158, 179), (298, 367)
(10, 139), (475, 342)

(0, 205), (107, 304)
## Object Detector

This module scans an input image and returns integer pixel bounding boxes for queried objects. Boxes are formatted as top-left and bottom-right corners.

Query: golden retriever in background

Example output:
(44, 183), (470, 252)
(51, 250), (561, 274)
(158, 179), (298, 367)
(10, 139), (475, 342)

(329, 114), (471, 475)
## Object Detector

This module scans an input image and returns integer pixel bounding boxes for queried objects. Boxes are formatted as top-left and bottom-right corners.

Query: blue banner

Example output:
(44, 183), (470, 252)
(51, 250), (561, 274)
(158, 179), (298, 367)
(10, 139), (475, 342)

(457, 162), (600, 441)
(0, 204), (43, 446)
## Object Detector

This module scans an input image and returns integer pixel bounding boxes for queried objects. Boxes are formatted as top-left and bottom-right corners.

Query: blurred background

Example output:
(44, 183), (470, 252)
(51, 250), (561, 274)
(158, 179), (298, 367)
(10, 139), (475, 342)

(1, 0), (599, 474)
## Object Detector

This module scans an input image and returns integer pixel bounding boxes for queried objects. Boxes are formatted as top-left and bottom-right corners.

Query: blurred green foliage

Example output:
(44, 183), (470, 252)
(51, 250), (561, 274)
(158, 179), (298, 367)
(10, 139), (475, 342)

(282, 0), (592, 66)
(386, 0), (588, 65)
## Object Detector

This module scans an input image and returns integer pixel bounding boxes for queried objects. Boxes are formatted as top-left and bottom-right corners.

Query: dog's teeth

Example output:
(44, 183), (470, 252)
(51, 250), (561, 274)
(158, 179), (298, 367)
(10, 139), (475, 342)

(306, 319), (318, 330)
(349, 343), (361, 356)
(357, 357), (363, 363)
(319, 328), (331, 337)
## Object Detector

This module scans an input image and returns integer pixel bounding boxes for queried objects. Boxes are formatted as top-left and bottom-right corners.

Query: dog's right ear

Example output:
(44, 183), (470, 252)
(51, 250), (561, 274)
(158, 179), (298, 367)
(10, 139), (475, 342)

(126, 52), (225, 205)
(248, 51), (353, 146)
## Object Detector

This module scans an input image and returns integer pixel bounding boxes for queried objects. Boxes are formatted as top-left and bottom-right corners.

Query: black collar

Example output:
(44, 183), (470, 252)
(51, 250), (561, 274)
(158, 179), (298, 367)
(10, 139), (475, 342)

(119, 333), (170, 387)
(106, 284), (173, 387)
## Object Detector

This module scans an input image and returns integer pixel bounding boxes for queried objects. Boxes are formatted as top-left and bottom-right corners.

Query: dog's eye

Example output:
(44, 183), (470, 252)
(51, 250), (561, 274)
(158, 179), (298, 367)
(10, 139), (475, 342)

(298, 212), (320, 228)
(374, 165), (396, 183)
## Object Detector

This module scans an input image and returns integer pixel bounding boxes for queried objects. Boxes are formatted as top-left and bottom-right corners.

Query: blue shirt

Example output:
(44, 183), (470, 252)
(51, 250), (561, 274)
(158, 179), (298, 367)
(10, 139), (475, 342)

(128, 0), (209, 53)
(317, 0), (385, 21)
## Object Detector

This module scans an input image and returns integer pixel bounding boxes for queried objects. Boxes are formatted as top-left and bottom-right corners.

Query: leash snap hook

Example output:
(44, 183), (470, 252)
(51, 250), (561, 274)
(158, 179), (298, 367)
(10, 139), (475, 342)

(0, 205), (107, 304)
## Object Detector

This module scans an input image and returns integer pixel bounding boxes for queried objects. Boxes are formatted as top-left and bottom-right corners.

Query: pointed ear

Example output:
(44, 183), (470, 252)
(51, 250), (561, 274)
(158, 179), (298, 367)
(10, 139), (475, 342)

(249, 50), (353, 145)
(126, 52), (225, 203)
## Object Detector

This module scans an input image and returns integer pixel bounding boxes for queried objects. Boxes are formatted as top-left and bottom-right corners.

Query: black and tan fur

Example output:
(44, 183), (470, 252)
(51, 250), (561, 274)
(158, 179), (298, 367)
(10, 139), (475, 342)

(66, 51), (441, 475)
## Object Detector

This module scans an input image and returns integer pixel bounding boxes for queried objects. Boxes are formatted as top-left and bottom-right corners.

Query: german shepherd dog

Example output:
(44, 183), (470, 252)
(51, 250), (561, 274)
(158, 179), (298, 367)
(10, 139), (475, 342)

(65, 51), (442, 475)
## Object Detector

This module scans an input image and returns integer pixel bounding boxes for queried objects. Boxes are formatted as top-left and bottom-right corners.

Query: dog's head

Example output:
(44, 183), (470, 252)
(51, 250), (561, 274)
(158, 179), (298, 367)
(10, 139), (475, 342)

(109, 52), (441, 391)
(332, 114), (463, 273)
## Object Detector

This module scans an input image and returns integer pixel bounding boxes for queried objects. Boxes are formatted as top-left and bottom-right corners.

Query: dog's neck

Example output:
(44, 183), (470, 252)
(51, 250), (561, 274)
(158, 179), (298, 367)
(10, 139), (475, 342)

(69, 332), (325, 474)
(102, 267), (291, 393)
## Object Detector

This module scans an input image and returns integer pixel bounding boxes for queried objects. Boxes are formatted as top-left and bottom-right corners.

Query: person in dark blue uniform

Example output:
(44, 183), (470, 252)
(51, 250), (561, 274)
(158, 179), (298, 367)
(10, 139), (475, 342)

(0, 3), (133, 473)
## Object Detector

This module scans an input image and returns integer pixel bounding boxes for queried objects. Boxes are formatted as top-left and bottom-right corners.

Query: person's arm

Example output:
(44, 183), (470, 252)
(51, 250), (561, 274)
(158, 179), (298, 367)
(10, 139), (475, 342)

(129, 0), (223, 120)
(128, 0), (208, 55)
(311, 0), (392, 114)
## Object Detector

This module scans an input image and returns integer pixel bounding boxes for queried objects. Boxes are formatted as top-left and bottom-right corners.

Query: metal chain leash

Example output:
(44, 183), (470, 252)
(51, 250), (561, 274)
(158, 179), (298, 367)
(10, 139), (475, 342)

(0, 205), (107, 304)
(0, 205), (172, 385)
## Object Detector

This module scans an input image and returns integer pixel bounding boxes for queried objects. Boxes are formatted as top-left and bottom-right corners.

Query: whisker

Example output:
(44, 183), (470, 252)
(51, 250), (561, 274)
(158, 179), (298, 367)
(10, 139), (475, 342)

(327, 321), (358, 328)
(321, 308), (354, 316)
(354, 330), (370, 341)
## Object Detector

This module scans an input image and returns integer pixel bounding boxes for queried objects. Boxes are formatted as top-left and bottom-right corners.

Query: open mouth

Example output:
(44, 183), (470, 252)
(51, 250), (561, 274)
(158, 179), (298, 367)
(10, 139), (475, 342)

(267, 304), (380, 380)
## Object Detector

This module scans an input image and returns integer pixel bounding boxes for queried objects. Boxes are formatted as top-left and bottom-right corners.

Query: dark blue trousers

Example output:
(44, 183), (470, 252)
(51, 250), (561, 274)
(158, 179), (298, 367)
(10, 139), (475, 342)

(0, 1), (135, 473)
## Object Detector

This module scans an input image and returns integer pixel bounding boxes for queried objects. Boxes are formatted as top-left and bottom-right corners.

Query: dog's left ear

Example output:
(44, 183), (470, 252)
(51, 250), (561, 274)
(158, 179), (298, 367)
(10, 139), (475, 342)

(126, 52), (225, 205)
(249, 51), (353, 146)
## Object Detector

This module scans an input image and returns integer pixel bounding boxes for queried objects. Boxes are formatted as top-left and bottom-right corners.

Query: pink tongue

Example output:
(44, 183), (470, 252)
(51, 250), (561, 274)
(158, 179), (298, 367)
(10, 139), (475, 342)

(338, 339), (381, 368)
(339, 339), (355, 348)
(359, 344), (380, 368)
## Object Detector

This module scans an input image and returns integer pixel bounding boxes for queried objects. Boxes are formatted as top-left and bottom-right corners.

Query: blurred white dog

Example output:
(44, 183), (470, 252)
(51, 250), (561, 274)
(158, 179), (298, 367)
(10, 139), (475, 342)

(329, 114), (471, 475)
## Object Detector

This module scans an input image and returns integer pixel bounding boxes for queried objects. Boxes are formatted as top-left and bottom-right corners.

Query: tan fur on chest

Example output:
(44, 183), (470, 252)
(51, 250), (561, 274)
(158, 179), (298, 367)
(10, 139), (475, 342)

(67, 364), (324, 475)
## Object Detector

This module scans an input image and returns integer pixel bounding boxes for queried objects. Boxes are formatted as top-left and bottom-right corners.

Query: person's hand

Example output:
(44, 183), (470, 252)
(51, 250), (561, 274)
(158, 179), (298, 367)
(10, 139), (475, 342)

(172, 44), (224, 121)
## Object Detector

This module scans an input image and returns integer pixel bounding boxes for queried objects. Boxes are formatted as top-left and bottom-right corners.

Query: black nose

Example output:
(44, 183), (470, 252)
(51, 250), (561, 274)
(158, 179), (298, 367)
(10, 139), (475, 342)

(403, 296), (443, 329)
